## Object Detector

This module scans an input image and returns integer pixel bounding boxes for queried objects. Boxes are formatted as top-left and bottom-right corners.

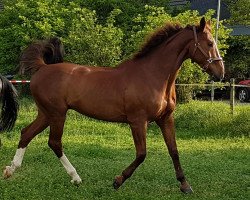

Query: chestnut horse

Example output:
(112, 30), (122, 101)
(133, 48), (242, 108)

(0, 75), (18, 132)
(4, 18), (224, 193)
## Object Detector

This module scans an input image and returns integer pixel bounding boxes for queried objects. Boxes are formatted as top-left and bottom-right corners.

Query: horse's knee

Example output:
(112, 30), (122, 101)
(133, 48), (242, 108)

(48, 139), (63, 158)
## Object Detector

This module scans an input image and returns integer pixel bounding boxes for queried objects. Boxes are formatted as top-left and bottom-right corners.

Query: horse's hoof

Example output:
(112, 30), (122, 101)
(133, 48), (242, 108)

(70, 177), (82, 186)
(3, 166), (13, 179)
(113, 176), (123, 190)
(180, 182), (193, 194)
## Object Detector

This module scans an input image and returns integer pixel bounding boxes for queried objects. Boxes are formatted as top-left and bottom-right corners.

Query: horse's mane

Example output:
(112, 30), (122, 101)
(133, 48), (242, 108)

(19, 37), (64, 75)
(134, 23), (193, 59)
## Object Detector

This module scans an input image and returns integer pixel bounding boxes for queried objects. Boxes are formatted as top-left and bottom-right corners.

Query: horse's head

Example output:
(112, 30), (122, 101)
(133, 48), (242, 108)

(189, 17), (225, 80)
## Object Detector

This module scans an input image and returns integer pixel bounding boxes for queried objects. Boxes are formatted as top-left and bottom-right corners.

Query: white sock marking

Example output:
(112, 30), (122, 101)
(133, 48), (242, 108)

(3, 148), (26, 177)
(60, 153), (82, 184)
(13, 148), (26, 168)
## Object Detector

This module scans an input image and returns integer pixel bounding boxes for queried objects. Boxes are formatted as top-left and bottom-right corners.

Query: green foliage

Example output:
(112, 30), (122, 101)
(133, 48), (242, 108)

(74, 0), (171, 29)
(64, 7), (123, 66)
(223, 0), (250, 26)
(0, 0), (67, 74)
(0, 0), (123, 74)
(221, 0), (250, 80)
(225, 35), (250, 80)
(124, 5), (172, 57)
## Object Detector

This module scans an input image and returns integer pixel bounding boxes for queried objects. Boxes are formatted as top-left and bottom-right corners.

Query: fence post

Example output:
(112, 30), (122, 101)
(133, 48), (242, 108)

(211, 80), (214, 102)
(230, 78), (235, 114)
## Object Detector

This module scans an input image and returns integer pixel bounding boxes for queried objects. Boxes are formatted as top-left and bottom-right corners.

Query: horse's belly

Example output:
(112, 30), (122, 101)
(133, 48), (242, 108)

(70, 99), (127, 123)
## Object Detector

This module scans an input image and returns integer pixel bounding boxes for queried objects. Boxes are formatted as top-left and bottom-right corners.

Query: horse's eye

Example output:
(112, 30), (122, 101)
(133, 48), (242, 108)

(208, 41), (213, 47)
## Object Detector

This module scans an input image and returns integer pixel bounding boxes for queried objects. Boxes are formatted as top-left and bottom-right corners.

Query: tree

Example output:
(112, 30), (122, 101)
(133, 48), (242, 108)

(73, 0), (172, 28)
(64, 7), (123, 67)
(222, 0), (250, 80)
(0, 0), (67, 74)
(224, 35), (250, 80)
(0, 0), (123, 74)
(223, 0), (250, 25)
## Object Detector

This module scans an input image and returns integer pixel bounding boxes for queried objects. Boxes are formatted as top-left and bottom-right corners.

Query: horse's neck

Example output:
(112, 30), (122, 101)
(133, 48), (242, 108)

(134, 29), (192, 83)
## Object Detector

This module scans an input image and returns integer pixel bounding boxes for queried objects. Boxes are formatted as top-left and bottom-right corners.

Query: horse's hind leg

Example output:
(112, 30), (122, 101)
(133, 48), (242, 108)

(3, 111), (48, 178)
(113, 120), (147, 189)
(156, 113), (193, 194)
(48, 115), (82, 185)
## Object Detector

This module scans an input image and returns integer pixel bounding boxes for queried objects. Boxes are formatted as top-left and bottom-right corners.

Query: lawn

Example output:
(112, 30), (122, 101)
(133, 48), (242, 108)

(0, 99), (249, 200)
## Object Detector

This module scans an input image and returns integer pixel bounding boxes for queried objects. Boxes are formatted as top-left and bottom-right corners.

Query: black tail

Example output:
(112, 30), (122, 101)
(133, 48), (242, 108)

(0, 75), (19, 132)
(19, 37), (64, 75)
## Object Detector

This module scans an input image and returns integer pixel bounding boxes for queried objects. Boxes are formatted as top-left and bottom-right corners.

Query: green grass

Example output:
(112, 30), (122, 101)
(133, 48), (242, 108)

(174, 101), (250, 138)
(0, 99), (249, 200)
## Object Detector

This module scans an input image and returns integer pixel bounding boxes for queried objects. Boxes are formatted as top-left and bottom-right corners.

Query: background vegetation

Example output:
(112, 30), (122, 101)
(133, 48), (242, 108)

(223, 0), (249, 26)
(0, 0), (230, 77)
(0, 0), (249, 102)
(0, 100), (249, 200)
(222, 0), (250, 80)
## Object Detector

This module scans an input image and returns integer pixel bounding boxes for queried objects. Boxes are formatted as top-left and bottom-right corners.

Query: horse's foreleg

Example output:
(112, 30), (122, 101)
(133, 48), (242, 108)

(113, 120), (147, 189)
(156, 113), (193, 194)
(3, 111), (48, 178)
(48, 116), (81, 185)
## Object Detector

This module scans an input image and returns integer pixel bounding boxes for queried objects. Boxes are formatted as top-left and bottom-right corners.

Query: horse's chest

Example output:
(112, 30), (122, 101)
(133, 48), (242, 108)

(149, 99), (168, 119)
(153, 99), (168, 117)
(149, 95), (176, 120)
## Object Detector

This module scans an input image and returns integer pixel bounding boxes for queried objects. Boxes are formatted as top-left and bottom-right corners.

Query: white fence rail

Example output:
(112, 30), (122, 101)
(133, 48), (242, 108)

(10, 78), (250, 114)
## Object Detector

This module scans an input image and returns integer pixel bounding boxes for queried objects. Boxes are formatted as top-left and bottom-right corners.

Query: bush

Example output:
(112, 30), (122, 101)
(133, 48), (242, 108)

(0, 0), (70, 74)
(63, 7), (123, 66)
(0, 0), (123, 74)
(74, 0), (172, 29)
(224, 35), (250, 80)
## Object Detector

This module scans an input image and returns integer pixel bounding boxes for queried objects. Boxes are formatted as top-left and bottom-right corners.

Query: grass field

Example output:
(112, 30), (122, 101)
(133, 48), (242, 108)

(0, 99), (249, 200)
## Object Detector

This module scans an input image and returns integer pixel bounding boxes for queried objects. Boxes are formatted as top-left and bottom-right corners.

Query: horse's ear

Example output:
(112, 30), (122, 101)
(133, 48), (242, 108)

(199, 17), (206, 32)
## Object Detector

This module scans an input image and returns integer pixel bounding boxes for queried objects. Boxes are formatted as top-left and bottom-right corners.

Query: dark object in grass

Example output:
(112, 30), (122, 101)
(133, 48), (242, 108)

(0, 74), (19, 132)
(4, 18), (224, 194)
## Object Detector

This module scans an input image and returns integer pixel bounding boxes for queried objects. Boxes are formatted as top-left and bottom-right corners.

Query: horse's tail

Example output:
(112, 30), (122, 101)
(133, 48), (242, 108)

(19, 37), (64, 75)
(0, 75), (19, 132)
